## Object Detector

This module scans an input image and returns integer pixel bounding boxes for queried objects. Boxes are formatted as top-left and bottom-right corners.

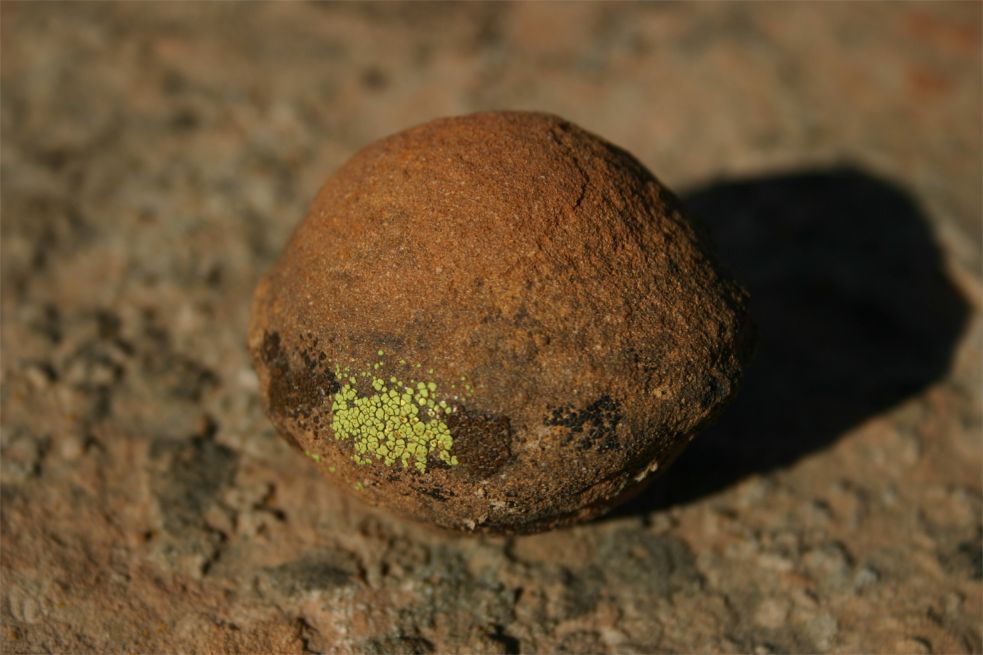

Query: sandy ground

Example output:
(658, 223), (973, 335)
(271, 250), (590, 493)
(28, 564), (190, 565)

(1, 3), (980, 653)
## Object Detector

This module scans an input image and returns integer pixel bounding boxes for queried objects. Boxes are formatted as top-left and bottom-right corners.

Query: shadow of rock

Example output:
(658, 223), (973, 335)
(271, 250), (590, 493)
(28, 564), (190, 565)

(611, 166), (971, 516)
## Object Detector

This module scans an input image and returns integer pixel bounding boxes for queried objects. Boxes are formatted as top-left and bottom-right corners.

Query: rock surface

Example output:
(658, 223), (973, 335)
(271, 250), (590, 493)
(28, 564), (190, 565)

(2, 3), (980, 653)
(249, 111), (752, 533)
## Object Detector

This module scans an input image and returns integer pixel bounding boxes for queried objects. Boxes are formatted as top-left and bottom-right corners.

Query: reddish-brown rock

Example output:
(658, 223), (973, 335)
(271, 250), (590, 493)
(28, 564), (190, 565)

(248, 111), (753, 533)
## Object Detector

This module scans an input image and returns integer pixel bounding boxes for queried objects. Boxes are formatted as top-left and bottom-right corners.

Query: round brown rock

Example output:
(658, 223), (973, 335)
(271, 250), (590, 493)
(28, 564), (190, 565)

(248, 111), (753, 534)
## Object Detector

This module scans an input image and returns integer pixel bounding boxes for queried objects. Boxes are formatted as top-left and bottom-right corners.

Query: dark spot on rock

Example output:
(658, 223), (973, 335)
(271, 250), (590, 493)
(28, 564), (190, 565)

(30, 303), (62, 344)
(263, 547), (362, 596)
(260, 331), (339, 425)
(149, 432), (238, 535)
(560, 565), (603, 617)
(162, 69), (188, 95)
(364, 635), (434, 655)
(406, 545), (517, 639)
(205, 264), (223, 287)
(170, 108), (199, 131)
(168, 357), (219, 402)
(414, 484), (454, 502)
(939, 527), (983, 581)
(545, 395), (623, 452)
(150, 425), (239, 575)
(488, 625), (521, 654)
(93, 309), (121, 339)
(294, 617), (322, 654)
(361, 65), (389, 90)
(597, 529), (702, 598)
(445, 408), (513, 479)
(37, 145), (70, 171)
(512, 303), (539, 328)
(261, 331), (289, 373)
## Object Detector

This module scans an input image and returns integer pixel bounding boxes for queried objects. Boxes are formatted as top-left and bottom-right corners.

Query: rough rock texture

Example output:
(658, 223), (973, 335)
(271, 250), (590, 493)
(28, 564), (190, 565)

(249, 111), (753, 533)
(2, 3), (981, 654)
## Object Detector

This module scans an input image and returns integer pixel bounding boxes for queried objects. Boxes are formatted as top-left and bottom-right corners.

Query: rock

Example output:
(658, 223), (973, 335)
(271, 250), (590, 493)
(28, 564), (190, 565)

(2, 4), (981, 653)
(248, 111), (753, 533)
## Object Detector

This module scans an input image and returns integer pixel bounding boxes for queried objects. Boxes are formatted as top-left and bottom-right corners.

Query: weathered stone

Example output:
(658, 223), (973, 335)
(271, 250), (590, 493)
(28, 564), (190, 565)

(249, 112), (753, 533)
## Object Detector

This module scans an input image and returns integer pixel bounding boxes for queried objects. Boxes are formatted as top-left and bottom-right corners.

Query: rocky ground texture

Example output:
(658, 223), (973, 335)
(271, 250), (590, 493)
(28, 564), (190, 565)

(2, 3), (980, 654)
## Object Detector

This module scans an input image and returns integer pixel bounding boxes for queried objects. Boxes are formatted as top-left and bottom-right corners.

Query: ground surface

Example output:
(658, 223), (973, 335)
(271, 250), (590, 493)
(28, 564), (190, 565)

(1, 3), (981, 654)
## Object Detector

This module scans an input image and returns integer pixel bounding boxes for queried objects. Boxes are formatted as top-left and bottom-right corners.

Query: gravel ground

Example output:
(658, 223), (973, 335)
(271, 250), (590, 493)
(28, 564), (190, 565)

(2, 3), (980, 653)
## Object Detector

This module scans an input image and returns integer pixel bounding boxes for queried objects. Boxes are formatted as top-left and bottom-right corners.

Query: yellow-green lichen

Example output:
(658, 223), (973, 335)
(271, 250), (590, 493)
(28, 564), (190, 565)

(329, 355), (463, 473)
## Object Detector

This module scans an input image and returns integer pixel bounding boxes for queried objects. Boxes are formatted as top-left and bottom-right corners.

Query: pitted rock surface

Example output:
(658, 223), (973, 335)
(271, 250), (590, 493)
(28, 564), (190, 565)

(2, 3), (979, 653)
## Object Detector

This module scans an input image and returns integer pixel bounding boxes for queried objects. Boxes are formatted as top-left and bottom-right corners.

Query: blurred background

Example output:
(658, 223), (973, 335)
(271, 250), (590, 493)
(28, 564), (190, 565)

(2, 3), (980, 654)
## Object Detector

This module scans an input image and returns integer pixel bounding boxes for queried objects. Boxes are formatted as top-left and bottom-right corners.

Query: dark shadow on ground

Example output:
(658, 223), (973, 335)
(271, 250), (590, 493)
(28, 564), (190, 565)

(609, 166), (971, 518)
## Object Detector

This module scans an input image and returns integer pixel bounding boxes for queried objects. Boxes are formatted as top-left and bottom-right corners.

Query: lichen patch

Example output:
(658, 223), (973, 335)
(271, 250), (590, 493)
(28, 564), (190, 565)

(329, 354), (464, 473)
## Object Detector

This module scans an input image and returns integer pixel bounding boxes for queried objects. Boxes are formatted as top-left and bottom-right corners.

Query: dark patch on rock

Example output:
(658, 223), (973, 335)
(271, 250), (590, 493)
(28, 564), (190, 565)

(545, 395), (623, 452)
(445, 408), (513, 479)
(413, 483), (454, 502)
(260, 331), (339, 425)
(150, 434), (239, 534)
(597, 529), (702, 598)
(561, 566), (603, 617)
(361, 65), (389, 90)
(167, 357), (219, 402)
(147, 429), (239, 574)
(939, 527), (983, 581)
(488, 625), (521, 654)
(364, 635), (435, 655)
(263, 547), (362, 595)
(404, 546), (517, 643)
